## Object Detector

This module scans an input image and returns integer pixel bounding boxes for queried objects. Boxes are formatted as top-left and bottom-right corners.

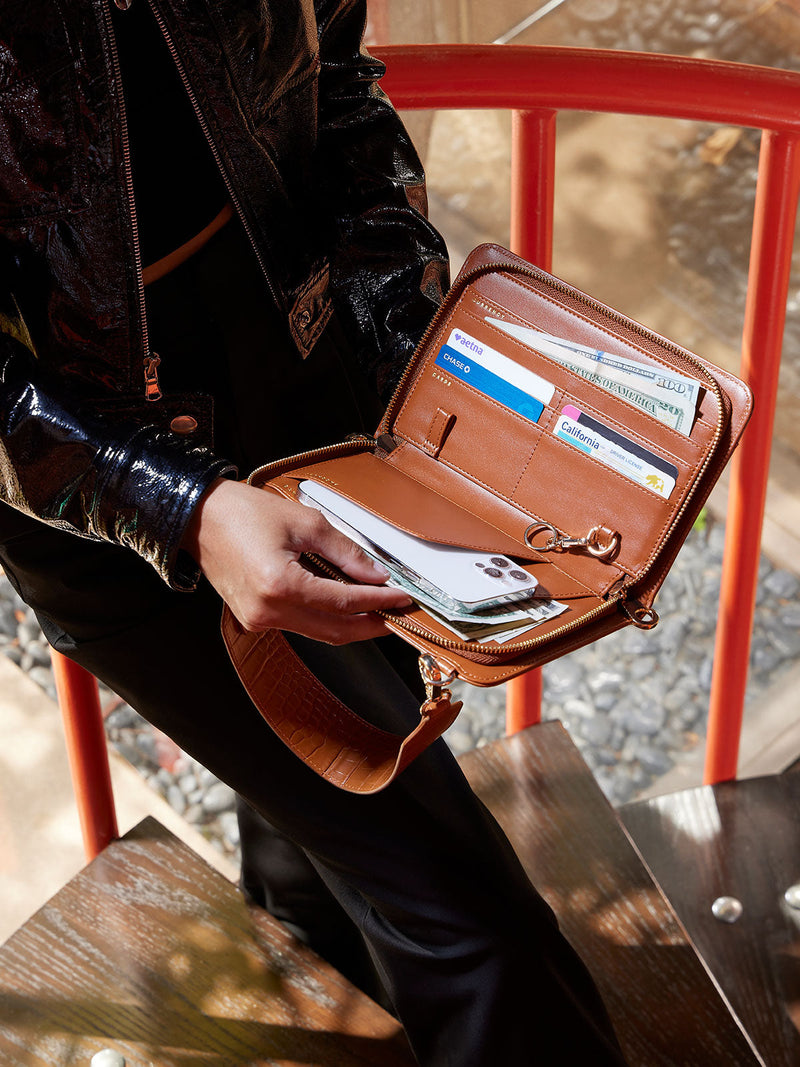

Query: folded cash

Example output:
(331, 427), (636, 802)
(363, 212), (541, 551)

(487, 319), (703, 435)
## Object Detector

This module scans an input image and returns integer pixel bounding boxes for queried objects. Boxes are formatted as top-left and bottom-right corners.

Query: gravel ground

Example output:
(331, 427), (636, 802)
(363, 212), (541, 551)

(2, 510), (799, 866)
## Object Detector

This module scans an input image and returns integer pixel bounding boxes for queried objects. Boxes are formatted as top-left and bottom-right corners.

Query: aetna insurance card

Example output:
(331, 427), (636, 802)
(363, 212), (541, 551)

(434, 328), (555, 424)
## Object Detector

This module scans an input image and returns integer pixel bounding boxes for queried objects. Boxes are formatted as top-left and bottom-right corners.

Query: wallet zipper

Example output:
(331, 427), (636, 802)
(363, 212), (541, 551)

(247, 257), (727, 660)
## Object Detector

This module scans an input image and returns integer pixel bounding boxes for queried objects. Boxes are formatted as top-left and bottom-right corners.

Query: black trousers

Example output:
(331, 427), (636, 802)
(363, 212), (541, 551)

(0, 223), (626, 1066)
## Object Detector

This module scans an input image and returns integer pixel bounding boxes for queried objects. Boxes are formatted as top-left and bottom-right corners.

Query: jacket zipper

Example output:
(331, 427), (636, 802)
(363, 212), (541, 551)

(102, 0), (159, 400)
(248, 270), (727, 660)
(146, 1), (283, 314)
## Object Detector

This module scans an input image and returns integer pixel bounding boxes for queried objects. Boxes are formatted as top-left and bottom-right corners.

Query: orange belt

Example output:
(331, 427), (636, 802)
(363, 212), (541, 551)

(142, 203), (234, 286)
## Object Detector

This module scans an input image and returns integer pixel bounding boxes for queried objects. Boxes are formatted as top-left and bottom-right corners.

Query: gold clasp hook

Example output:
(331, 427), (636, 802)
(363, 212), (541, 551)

(419, 654), (457, 702)
(524, 521), (620, 560)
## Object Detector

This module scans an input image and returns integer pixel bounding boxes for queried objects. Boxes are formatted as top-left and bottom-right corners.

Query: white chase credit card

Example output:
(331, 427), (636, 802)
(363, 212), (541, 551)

(435, 328), (555, 422)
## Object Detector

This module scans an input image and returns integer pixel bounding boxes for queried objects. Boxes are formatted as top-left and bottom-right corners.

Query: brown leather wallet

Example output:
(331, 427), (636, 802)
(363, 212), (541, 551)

(222, 244), (752, 793)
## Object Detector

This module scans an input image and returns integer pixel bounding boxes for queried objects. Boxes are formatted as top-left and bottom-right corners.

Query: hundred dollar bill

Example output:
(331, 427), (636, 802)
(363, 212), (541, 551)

(486, 319), (701, 435)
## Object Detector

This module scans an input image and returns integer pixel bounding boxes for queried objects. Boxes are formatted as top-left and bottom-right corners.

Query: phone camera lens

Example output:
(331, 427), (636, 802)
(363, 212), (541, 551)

(490, 557), (510, 568)
(509, 569), (530, 582)
(483, 567), (503, 578)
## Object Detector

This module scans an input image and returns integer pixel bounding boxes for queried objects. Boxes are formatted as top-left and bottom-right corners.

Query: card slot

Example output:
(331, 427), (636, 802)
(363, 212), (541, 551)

(455, 302), (713, 463)
(271, 451), (600, 602)
(394, 364), (545, 500)
(466, 271), (717, 435)
(554, 387), (698, 473)
(513, 431), (679, 577)
(275, 450), (534, 559)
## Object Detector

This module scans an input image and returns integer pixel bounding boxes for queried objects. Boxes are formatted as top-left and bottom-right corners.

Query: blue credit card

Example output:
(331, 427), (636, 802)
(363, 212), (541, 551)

(434, 344), (545, 424)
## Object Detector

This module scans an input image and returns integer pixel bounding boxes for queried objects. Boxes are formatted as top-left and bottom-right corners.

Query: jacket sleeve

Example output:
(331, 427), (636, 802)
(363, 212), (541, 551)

(313, 0), (449, 403)
(0, 313), (234, 591)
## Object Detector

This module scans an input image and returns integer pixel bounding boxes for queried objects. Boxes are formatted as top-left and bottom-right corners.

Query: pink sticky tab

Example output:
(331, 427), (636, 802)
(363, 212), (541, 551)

(561, 403), (582, 421)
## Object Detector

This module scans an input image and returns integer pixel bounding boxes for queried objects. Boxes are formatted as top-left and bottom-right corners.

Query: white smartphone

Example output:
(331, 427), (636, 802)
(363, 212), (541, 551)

(298, 480), (537, 613)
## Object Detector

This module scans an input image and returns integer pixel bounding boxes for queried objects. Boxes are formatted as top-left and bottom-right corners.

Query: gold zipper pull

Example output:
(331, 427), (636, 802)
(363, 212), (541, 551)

(143, 353), (162, 401)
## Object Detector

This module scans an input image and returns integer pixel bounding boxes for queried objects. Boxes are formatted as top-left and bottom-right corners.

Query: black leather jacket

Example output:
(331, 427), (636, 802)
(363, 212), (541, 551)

(0, 0), (447, 589)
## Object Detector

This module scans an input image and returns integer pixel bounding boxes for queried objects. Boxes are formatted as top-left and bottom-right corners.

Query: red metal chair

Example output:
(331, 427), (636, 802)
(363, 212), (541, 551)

(53, 45), (800, 861)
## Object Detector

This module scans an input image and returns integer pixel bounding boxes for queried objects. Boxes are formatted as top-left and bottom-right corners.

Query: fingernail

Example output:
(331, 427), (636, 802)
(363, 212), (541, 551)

(372, 563), (391, 579)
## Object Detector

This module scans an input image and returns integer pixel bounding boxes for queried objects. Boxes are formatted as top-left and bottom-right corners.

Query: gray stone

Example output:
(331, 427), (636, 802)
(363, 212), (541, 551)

(698, 656), (714, 690)
(543, 658), (584, 694)
(0, 602), (17, 637)
(27, 642), (52, 668)
(673, 703), (702, 730)
(629, 654), (658, 681)
(219, 811), (241, 849)
(593, 770), (615, 803)
(656, 727), (688, 752)
(592, 688), (620, 713)
(621, 628), (654, 655)
(445, 729), (474, 757)
(202, 781), (235, 815)
(195, 766), (221, 789)
(764, 569), (800, 600)
(594, 745), (620, 767)
(28, 666), (55, 698)
(579, 716), (612, 747)
(751, 642), (783, 675)
(166, 784), (187, 815)
(588, 669), (624, 694)
(114, 741), (143, 767)
(764, 621), (800, 659)
(623, 703), (667, 736)
(563, 697), (596, 721)
(654, 617), (690, 655)
(17, 620), (42, 647)
(609, 772), (636, 805)
(632, 743), (675, 777)
(106, 705), (140, 730)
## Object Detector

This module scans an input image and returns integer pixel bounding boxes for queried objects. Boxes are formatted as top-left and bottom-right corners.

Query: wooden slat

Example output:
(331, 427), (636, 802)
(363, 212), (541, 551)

(0, 817), (414, 1067)
(459, 722), (764, 1066)
(621, 774), (800, 1067)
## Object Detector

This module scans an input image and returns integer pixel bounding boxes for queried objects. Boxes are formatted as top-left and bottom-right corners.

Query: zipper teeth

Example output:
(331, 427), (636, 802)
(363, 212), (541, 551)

(248, 435), (375, 484)
(147, 2), (282, 311)
(305, 549), (622, 655)
(102, 0), (150, 367)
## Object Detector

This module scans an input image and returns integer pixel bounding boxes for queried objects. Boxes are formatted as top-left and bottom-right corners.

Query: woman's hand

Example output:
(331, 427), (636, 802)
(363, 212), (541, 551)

(182, 478), (412, 643)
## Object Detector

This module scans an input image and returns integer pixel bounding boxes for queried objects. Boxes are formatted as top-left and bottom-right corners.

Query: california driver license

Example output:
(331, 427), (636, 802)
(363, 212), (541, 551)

(555, 404), (678, 498)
